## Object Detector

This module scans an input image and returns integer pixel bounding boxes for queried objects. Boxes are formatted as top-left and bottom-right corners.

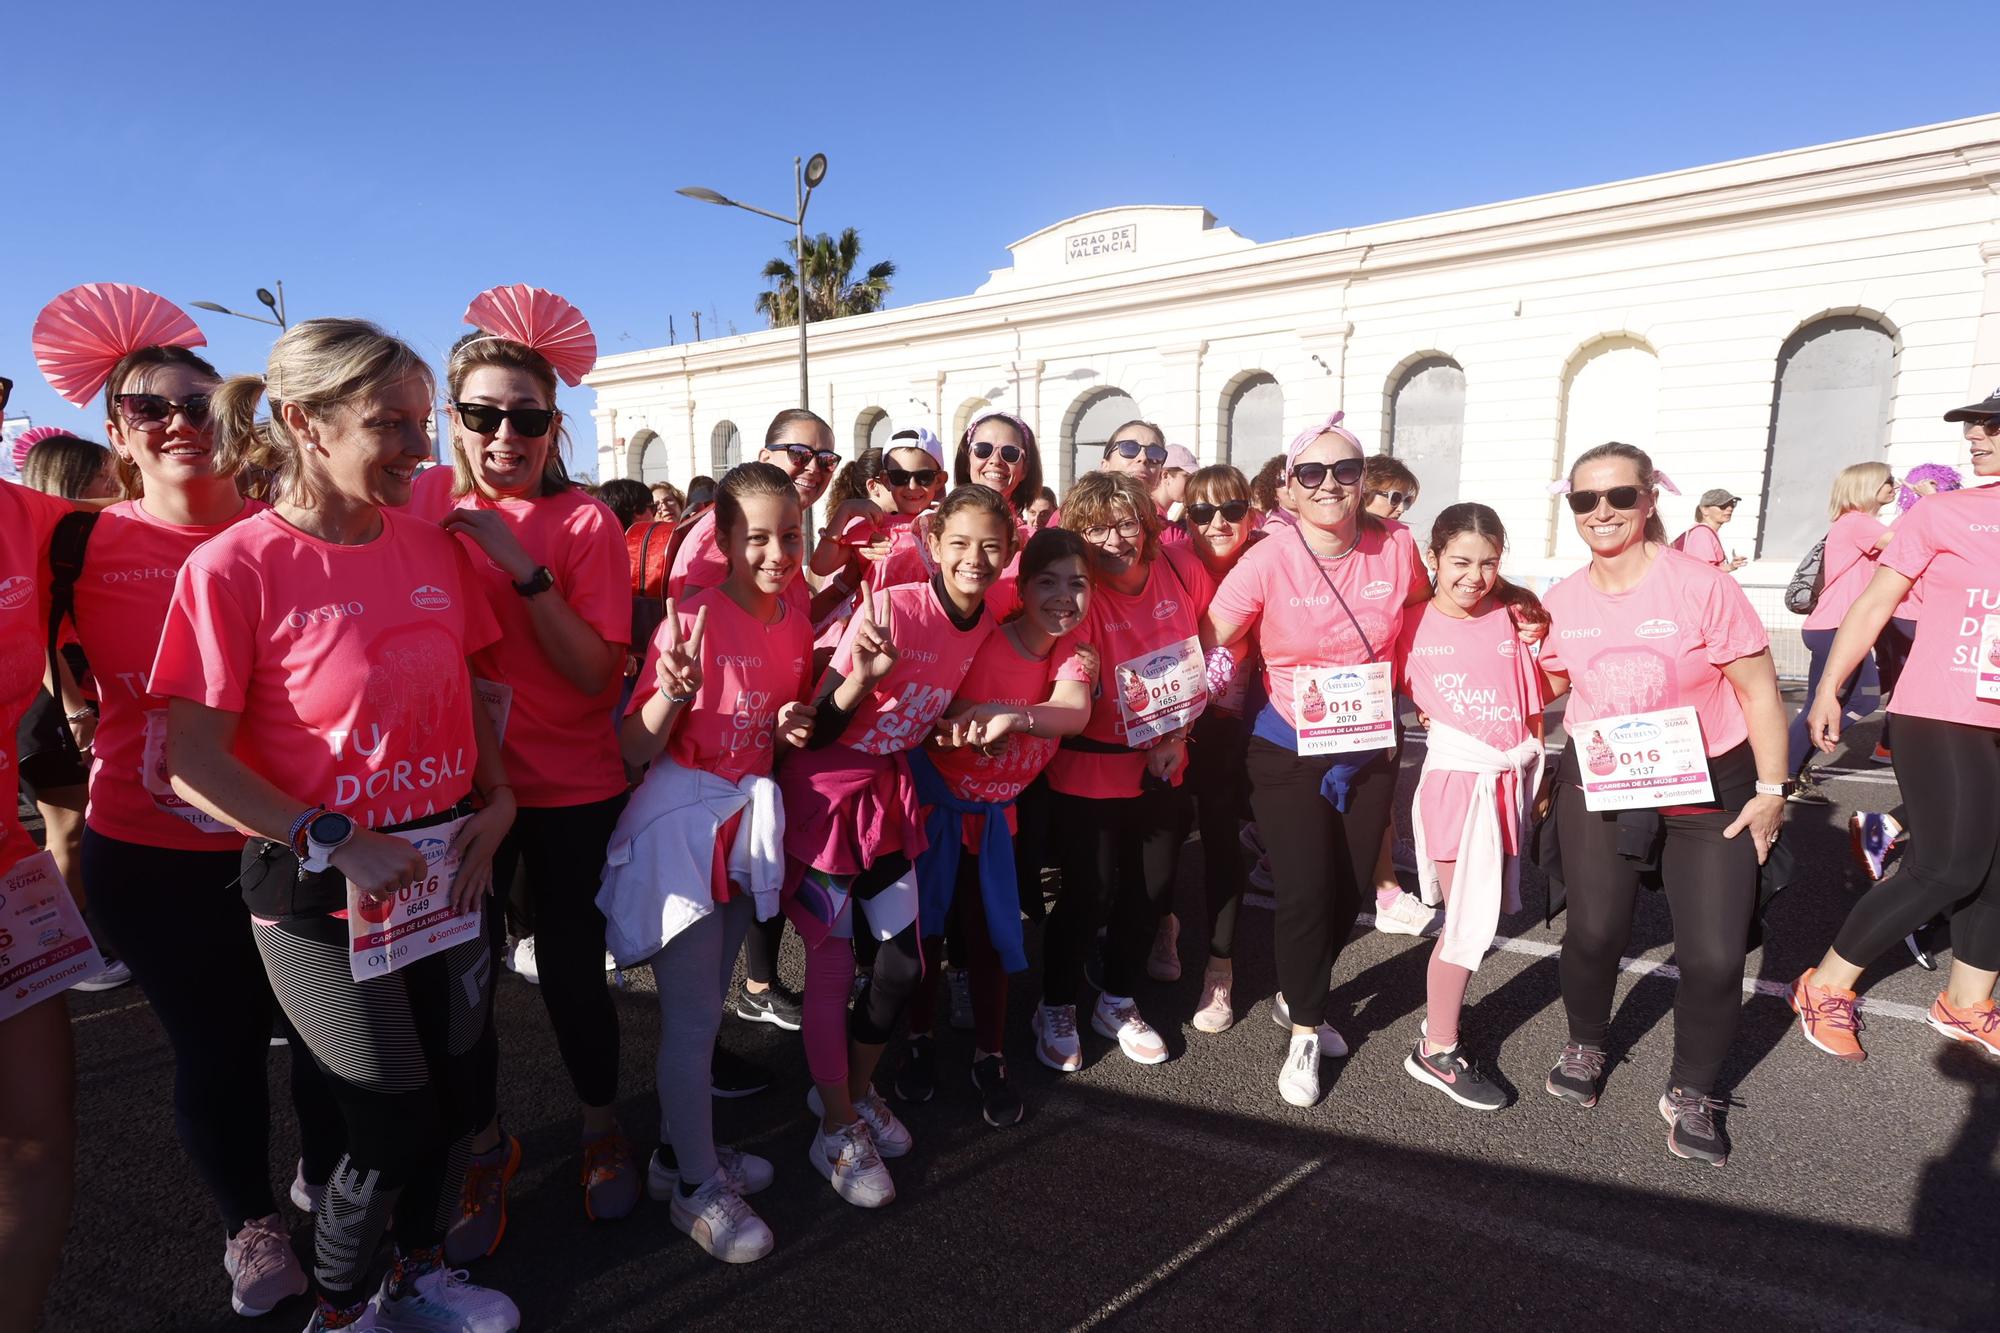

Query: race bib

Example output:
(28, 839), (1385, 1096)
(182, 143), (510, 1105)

(1977, 616), (2000, 703)
(347, 815), (482, 981)
(474, 678), (513, 745)
(1294, 661), (1395, 756)
(1578, 706), (1715, 811)
(141, 709), (231, 834)
(0, 852), (107, 1022)
(1114, 635), (1207, 748)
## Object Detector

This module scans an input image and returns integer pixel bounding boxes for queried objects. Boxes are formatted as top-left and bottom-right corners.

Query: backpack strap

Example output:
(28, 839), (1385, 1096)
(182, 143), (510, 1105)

(46, 510), (99, 761)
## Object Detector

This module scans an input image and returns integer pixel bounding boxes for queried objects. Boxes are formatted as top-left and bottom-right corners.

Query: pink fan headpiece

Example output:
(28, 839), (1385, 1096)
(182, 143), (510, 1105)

(32, 283), (207, 407)
(461, 284), (597, 387)
(11, 424), (72, 472)
(1284, 410), (1362, 475)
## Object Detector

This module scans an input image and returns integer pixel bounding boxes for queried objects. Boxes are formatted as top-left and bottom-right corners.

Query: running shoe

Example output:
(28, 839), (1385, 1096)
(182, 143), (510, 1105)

(1905, 931), (1939, 972)
(971, 1053), (1025, 1128)
(809, 1118), (895, 1209)
(1032, 1002), (1082, 1072)
(372, 1258), (519, 1333)
(947, 967), (975, 1031)
(580, 1130), (640, 1221)
(73, 957), (132, 992)
(1926, 993), (2000, 1057)
(1870, 743), (1893, 766)
(806, 1085), (912, 1158)
(732, 982), (804, 1031)
(894, 1034), (937, 1104)
(1092, 993), (1169, 1065)
(1544, 1042), (1608, 1107)
(1147, 912), (1182, 982)
(645, 1145), (775, 1200)
(1192, 969), (1234, 1034)
(1269, 992), (1350, 1057)
(1278, 1031), (1321, 1107)
(711, 1047), (773, 1098)
(1404, 1041), (1507, 1112)
(1786, 772), (1832, 806)
(1790, 968), (1866, 1062)
(506, 936), (539, 985)
(1373, 891), (1438, 937)
(222, 1213), (307, 1316)
(1658, 1086), (1730, 1167)
(1847, 811), (1903, 882)
(444, 1132), (522, 1265)
(290, 1159), (321, 1214)
(669, 1170), (774, 1264)
(304, 1300), (388, 1330)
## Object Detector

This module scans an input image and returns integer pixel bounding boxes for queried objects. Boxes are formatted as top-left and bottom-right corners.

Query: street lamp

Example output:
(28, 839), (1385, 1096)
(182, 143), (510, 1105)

(191, 280), (288, 329)
(678, 153), (827, 409)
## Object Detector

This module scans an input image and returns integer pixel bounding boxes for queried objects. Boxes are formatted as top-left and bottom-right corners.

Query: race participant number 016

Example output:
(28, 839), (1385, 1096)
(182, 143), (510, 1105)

(1114, 636), (1207, 749)
(1294, 661), (1395, 756)
(347, 815), (481, 981)
(1976, 616), (2000, 703)
(1578, 706), (1714, 811)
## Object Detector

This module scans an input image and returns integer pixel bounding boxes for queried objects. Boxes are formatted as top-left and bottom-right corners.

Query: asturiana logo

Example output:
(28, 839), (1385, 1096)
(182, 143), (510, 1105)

(1496, 639), (1519, 658)
(411, 585), (452, 612)
(410, 835), (449, 868)
(1152, 600), (1180, 621)
(1325, 671), (1365, 694)
(0, 576), (33, 612)
(1611, 719), (1663, 745)
(1636, 618), (1678, 639)
(1361, 580), (1393, 600)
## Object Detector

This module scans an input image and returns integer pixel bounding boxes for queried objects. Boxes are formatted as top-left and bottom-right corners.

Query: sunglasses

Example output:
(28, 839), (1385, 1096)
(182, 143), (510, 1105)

(1187, 500), (1251, 526)
(1565, 486), (1645, 514)
(455, 401), (555, 438)
(780, 443), (840, 469)
(971, 441), (1025, 464)
(116, 393), (212, 428)
(1370, 489), (1412, 511)
(884, 467), (941, 489)
(1108, 440), (1168, 465)
(1289, 458), (1364, 490)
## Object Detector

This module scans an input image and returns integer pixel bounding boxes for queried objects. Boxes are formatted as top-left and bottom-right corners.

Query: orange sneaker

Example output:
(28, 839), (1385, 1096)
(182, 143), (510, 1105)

(1926, 994), (2000, 1056)
(1790, 969), (1865, 1062)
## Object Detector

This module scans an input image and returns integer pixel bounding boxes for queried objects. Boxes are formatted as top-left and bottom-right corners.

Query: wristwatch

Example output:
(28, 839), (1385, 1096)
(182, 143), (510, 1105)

(1754, 780), (1788, 798)
(513, 565), (555, 598)
(301, 811), (356, 873)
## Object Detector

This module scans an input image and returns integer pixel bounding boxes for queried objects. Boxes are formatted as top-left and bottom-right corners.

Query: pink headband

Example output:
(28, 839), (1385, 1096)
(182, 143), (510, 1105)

(32, 283), (207, 407)
(461, 284), (597, 387)
(1284, 411), (1362, 476)
(1546, 470), (1683, 496)
(965, 408), (1037, 452)
(11, 424), (71, 472)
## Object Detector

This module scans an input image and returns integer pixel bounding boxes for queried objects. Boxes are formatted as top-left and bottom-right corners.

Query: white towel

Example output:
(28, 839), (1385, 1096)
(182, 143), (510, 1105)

(1409, 722), (1544, 972)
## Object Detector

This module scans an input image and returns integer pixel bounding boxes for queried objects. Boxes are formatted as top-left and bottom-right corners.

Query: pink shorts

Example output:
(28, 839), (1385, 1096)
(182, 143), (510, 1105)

(1416, 771), (1522, 863)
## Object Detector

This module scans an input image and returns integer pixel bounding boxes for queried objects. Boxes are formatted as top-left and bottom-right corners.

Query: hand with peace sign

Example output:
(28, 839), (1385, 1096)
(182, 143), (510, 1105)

(655, 597), (709, 703)
(847, 588), (900, 688)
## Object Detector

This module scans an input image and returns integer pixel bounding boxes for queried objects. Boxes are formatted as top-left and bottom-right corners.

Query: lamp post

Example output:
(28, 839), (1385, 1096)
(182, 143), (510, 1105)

(191, 281), (288, 329)
(678, 153), (827, 410)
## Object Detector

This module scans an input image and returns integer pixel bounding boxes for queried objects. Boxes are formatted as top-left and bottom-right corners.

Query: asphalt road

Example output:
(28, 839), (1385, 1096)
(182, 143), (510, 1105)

(38, 697), (2000, 1332)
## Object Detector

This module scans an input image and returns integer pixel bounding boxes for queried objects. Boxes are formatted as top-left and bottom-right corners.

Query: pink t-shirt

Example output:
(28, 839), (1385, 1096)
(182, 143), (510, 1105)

(150, 509), (503, 830)
(1671, 524), (1728, 568)
(669, 507), (809, 618)
(1803, 510), (1888, 632)
(1, 482), (72, 870)
(628, 585), (812, 783)
(865, 512), (932, 593)
(1396, 602), (1544, 751)
(1539, 547), (1769, 757)
(412, 485), (630, 808)
(75, 498), (266, 850)
(1047, 544), (1213, 799)
(1877, 483), (2000, 730)
(1209, 519), (1425, 729)
(830, 581), (993, 756)
(927, 628), (1092, 809)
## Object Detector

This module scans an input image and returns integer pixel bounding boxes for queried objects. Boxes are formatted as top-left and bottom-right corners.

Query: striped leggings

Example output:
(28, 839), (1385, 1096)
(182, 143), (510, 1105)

(253, 915), (496, 1306)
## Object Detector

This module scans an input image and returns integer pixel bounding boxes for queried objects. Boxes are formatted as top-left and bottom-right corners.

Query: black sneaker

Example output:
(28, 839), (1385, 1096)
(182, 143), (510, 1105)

(1404, 1041), (1507, 1111)
(1659, 1086), (1730, 1166)
(1786, 772), (1832, 806)
(734, 983), (804, 1031)
(970, 1054), (1024, 1128)
(894, 1035), (936, 1104)
(710, 1047), (773, 1099)
(1544, 1042), (1608, 1107)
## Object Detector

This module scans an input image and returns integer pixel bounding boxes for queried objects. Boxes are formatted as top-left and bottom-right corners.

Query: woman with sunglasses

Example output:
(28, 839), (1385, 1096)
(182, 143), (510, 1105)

(407, 288), (645, 1252)
(1536, 442), (1786, 1167)
(1670, 489), (1748, 573)
(1362, 454), (1419, 524)
(1205, 416), (1428, 1107)
(1098, 419), (1192, 546)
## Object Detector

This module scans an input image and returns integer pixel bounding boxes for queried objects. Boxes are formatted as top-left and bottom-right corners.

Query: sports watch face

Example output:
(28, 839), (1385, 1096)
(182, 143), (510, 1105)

(308, 811), (355, 846)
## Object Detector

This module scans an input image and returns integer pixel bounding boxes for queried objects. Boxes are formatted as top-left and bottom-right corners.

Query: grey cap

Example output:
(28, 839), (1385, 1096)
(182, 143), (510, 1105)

(1697, 488), (1740, 509)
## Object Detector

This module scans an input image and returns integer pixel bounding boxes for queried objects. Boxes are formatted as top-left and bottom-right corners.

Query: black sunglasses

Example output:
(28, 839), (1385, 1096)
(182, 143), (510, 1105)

(1186, 500), (1251, 526)
(971, 441), (1024, 464)
(455, 401), (556, 438)
(780, 443), (840, 469)
(884, 467), (941, 489)
(116, 392), (213, 428)
(1108, 440), (1168, 465)
(1565, 486), (1644, 514)
(1289, 458), (1364, 490)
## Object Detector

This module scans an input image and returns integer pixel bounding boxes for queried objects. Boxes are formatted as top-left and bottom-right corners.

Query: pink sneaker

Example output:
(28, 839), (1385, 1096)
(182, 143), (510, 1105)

(222, 1214), (306, 1316)
(1192, 969), (1234, 1033)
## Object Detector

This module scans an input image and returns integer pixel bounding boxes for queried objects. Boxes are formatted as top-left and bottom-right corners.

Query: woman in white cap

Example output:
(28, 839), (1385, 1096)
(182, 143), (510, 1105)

(1671, 490), (1749, 573)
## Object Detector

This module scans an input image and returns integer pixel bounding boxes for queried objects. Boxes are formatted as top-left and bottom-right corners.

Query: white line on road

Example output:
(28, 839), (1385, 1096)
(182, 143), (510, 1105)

(71, 998), (150, 1024)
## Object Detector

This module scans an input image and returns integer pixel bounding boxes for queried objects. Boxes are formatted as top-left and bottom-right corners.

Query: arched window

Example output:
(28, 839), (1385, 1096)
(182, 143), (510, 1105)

(951, 397), (992, 451)
(1756, 315), (1897, 559)
(709, 420), (741, 475)
(629, 429), (671, 484)
(1386, 356), (1465, 538)
(1219, 372), (1282, 468)
(1059, 387), (1141, 492)
(1554, 336), (1660, 558)
(855, 406), (893, 457)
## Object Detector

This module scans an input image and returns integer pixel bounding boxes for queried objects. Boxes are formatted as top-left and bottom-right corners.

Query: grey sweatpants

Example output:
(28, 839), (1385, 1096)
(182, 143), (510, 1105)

(647, 894), (754, 1186)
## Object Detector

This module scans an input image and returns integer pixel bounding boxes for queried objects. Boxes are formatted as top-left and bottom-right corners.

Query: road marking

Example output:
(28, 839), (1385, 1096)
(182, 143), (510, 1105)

(71, 998), (151, 1024)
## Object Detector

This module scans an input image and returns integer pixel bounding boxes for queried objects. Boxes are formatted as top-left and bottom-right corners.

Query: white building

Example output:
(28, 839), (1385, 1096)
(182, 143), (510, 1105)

(586, 114), (2000, 667)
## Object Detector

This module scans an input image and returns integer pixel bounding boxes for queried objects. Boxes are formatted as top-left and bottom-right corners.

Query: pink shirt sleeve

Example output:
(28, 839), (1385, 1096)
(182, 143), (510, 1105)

(1051, 635), (1092, 683)
(1695, 563), (1770, 667)
(560, 501), (633, 648)
(1210, 551), (1267, 634)
(151, 557), (257, 712)
(1878, 501), (1939, 583)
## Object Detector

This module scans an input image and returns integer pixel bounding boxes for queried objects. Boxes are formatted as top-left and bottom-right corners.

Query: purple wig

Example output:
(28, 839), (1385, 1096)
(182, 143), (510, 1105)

(1898, 462), (1963, 511)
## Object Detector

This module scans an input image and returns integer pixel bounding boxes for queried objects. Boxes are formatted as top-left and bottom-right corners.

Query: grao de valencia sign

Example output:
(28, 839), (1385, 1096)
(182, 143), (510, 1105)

(1066, 224), (1137, 263)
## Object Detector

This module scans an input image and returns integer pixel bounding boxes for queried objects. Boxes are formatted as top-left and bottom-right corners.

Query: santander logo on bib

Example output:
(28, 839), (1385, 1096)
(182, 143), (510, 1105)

(0, 576), (31, 612)
(1361, 580), (1393, 600)
(1635, 618), (1678, 639)
(411, 585), (452, 612)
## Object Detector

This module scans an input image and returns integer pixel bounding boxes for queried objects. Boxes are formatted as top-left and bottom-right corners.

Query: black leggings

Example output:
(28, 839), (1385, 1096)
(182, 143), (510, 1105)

(743, 912), (790, 988)
(83, 832), (346, 1233)
(489, 795), (625, 1107)
(1833, 715), (2000, 972)
(846, 854), (918, 1045)
(1041, 782), (1192, 1005)
(1554, 783), (1758, 1094)
(1872, 618), (1917, 751)
(1178, 711), (1251, 959)
(1246, 738), (1396, 1030)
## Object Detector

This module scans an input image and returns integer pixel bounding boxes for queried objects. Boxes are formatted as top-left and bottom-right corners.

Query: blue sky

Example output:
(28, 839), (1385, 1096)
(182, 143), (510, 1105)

(4, 0), (1993, 474)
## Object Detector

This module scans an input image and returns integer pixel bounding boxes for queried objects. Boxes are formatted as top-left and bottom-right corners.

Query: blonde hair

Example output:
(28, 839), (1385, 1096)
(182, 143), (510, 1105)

(445, 333), (573, 498)
(1827, 461), (1892, 520)
(1060, 470), (1162, 564)
(210, 319), (434, 507)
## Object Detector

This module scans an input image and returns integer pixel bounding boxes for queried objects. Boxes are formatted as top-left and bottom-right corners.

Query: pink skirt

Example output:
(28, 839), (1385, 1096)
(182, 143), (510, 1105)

(1416, 770), (1522, 862)
(777, 743), (927, 882)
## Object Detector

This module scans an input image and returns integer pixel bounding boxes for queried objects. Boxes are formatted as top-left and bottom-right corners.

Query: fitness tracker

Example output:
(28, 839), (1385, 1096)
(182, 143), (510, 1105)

(301, 810), (356, 873)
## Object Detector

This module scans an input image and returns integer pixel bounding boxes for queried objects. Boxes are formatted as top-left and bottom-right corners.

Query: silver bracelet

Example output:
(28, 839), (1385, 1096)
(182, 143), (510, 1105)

(1753, 781), (1786, 798)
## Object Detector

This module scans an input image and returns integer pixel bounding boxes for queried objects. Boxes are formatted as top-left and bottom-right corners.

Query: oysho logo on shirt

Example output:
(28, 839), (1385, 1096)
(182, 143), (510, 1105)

(1361, 580), (1393, 600)
(1970, 524), (2000, 534)
(1635, 618), (1678, 639)
(715, 654), (764, 668)
(1409, 645), (1454, 658)
(286, 601), (364, 630)
(0, 576), (32, 611)
(902, 647), (939, 664)
(1559, 627), (1603, 640)
(411, 585), (452, 611)
(99, 567), (178, 584)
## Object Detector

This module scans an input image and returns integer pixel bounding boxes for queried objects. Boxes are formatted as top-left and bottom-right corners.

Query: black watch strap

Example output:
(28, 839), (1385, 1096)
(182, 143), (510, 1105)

(513, 565), (555, 597)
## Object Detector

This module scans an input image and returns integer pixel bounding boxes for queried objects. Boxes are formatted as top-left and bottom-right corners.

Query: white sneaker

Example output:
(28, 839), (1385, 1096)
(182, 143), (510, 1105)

(1374, 891), (1438, 937)
(222, 1213), (306, 1316)
(304, 1304), (389, 1331)
(1147, 913), (1182, 982)
(1279, 1031), (1322, 1107)
(506, 937), (539, 986)
(805, 1085), (912, 1158)
(1192, 970), (1235, 1034)
(810, 1118), (895, 1208)
(646, 1145), (775, 1202)
(1271, 992), (1350, 1058)
(289, 1160), (321, 1214)
(73, 958), (133, 992)
(1032, 1003), (1082, 1072)
(1091, 993), (1168, 1065)
(670, 1170), (775, 1264)
(372, 1262), (519, 1333)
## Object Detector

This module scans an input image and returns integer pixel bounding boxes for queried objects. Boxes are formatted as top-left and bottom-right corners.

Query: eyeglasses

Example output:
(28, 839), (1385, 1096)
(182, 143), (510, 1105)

(1565, 486), (1644, 514)
(116, 393), (213, 428)
(1080, 518), (1145, 544)
(1186, 500), (1251, 526)
(1107, 440), (1168, 465)
(884, 467), (941, 489)
(1289, 458), (1364, 490)
(779, 443), (840, 469)
(1369, 489), (1412, 511)
(971, 441), (1025, 464)
(454, 402), (555, 438)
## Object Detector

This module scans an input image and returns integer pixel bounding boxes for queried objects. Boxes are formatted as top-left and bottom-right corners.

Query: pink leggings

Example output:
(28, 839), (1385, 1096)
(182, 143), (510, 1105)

(802, 930), (856, 1086)
(1425, 861), (1473, 1051)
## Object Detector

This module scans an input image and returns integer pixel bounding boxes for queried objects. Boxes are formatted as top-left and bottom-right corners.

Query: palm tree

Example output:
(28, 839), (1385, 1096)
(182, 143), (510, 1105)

(755, 227), (895, 328)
